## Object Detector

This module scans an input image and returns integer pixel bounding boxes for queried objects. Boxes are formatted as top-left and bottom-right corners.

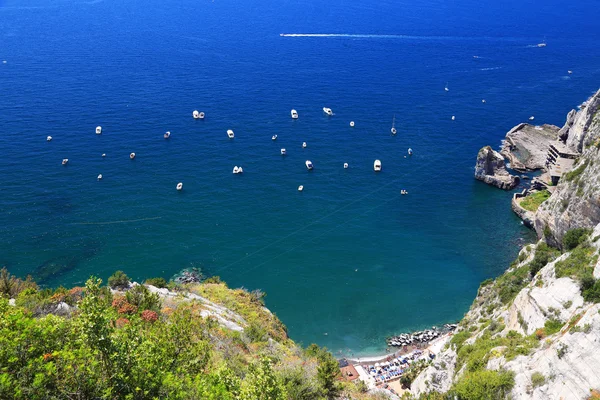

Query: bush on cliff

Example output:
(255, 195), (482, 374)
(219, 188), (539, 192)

(562, 227), (593, 250)
(451, 369), (515, 400)
(107, 270), (131, 289)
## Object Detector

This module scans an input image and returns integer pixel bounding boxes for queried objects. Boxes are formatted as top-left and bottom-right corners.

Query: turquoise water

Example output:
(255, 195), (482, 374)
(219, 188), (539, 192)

(1, 0), (600, 355)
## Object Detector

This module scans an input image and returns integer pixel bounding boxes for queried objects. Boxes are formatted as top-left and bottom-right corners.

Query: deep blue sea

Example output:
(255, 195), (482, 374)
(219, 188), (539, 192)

(1, 0), (599, 355)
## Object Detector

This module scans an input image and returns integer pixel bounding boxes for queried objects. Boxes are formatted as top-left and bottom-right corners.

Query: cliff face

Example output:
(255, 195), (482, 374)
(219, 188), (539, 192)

(411, 90), (600, 400)
(475, 146), (520, 190)
(534, 90), (600, 248)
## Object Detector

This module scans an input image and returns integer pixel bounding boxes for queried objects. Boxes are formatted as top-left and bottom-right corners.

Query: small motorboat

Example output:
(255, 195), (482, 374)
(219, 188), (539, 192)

(291, 109), (299, 119)
(374, 159), (382, 172)
(482, 99), (486, 103)
(102, 153), (106, 157)
(130, 152), (136, 160)
(176, 182), (183, 191)
(97, 174), (103, 180)
(164, 131), (171, 139)
(302, 142), (307, 148)
(401, 190), (408, 195)
(451, 115), (456, 121)
(298, 185), (304, 192)
(62, 159), (69, 165)
(96, 126), (102, 134)
(272, 135), (278, 141)
(537, 38), (547, 48)
(227, 129), (235, 139)
(529, 116), (535, 121)
(199, 112), (205, 119)
(444, 82), (449, 92)
(350, 121), (355, 127)
(47, 136), (52, 142)
(192, 110), (200, 119)
(344, 163), (349, 169)
(408, 148), (413, 156)
(567, 70), (573, 74)
(391, 114), (397, 135)
(305, 160), (313, 170)
(281, 148), (287, 155)
(233, 166), (243, 174)
(323, 107), (333, 116)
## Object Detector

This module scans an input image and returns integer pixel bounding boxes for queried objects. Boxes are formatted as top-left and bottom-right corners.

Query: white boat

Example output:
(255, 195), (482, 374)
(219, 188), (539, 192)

(323, 107), (333, 116)
(281, 148), (286, 155)
(482, 99), (486, 103)
(344, 163), (349, 169)
(47, 136), (52, 142)
(305, 160), (313, 170)
(272, 135), (277, 141)
(164, 131), (171, 139)
(408, 148), (413, 156)
(298, 185), (304, 192)
(451, 115), (456, 121)
(130, 152), (136, 159)
(374, 159), (382, 172)
(176, 182), (183, 191)
(537, 38), (547, 47)
(227, 129), (235, 139)
(391, 114), (397, 135)
(96, 126), (102, 134)
(102, 153), (106, 157)
(97, 174), (103, 180)
(350, 121), (355, 127)
(192, 110), (199, 119)
(529, 116), (535, 121)
(199, 112), (205, 119)
(568, 70), (573, 74)
(401, 190), (408, 195)
(62, 159), (69, 165)
(302, 142), (307, 148)
(444, 82), (449, 92)
(291, 109), (299, 119)
(232, 166), (243, 174)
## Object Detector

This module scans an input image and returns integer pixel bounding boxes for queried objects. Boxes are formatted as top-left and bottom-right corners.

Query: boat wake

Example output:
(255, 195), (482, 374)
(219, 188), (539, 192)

(280, 33), (526, 41)
(479, 67), (502, 71)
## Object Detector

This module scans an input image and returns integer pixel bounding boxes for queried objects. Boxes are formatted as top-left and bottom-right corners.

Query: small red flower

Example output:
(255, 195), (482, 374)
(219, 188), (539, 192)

(115, 317), (130, 328)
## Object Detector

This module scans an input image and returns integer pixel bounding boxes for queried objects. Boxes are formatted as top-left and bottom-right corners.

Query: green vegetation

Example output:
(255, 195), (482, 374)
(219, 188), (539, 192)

(583, 279), (600, 303)
(107, 270), (131, 289)
(543, 319), (564, 336)
(563, 160), (588, 183)
(450, 369), (515, 400)
(563, 228), (593, 250)
(0, 271), (362, 400)
(531, 371), (546, 388)
(399, 360), (431, 389)
(454, 330), (538, 374)
(520, 190), (551, 212)
(145, 277), (168, 288)
(528, 243), (561, 278)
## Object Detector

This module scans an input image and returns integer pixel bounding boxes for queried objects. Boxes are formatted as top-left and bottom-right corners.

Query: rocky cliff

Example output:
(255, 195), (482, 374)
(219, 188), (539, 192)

(475, 146), (520, 190)
(534, 89), (600, 248)
(501, 123), (560, 171)
(410, 89), (600, 400)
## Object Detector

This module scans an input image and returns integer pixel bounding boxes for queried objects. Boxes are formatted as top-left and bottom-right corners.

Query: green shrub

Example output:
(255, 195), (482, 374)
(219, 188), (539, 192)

(563, 160), (587, 182)
(451, 369), (515, 400)
(531, 371), (545, 388)
(107, 270), (130, 289)
(543, 319), (563, 335)
(520, 190), (551, 212)
(563, 228), (593, 250)
(583, 279), (600, 303)
(450, 330), (471, 350)
(0, 268), (38, 298)
(529, 243), (560, 278)
(124, 284), (161, 312)
(145, 277), (167, 288)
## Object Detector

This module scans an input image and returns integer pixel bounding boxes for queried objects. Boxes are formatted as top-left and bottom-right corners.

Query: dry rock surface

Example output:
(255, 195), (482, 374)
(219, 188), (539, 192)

(475, 145), (520, 190)
(501, 123), (559, 171)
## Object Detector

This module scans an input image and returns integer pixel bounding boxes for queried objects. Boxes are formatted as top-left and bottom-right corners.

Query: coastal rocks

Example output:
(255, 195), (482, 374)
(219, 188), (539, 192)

(172, 267), (203, 284)
(565, 88), (600, 152)
(475, 146), (520, 190)
(558, 109), (577, 141)
(500, 123), (559, 171)
(386, 325), (455, 348)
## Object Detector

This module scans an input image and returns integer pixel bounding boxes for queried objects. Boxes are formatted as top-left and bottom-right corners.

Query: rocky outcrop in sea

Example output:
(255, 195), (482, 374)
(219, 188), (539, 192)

(474, 146), (520, 190)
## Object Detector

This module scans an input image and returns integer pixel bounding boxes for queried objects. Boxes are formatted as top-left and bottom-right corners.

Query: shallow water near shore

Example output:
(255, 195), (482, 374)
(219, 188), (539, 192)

(1, 0), (600, 356)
